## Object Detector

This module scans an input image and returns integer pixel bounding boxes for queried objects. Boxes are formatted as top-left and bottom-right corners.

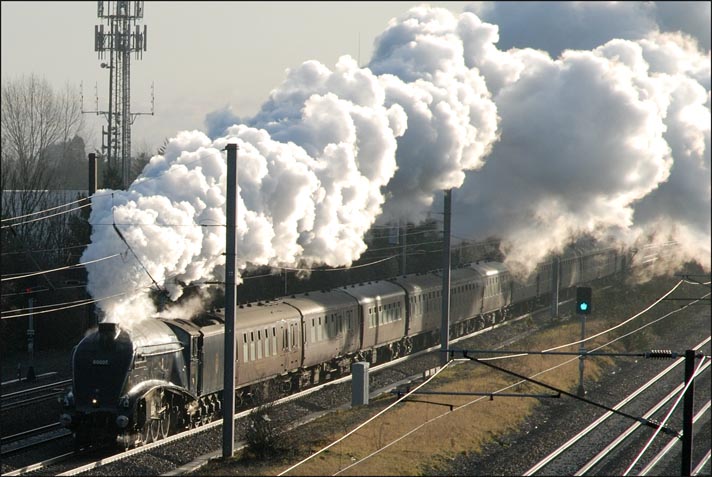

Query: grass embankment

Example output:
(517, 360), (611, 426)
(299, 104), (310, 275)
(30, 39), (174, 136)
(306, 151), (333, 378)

(199, 273), (701, 476)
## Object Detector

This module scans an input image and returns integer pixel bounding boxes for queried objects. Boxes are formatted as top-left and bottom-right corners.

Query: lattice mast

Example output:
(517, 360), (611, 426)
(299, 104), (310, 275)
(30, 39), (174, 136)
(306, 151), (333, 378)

(91, 1), (152, 188)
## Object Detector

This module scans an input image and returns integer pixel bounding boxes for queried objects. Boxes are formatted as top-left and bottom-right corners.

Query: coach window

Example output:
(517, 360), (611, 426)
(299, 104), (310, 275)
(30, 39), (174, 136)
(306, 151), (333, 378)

(272, 328), (277, 355)
(257, 331), (263, 360)
(264, 328), (270, 357)
(243, 334), (249, 362)
(248, 332), (255, 361)
(291, 323), (297, 349)
(317, 316), (323, 341)
(283, 328), (288, 351)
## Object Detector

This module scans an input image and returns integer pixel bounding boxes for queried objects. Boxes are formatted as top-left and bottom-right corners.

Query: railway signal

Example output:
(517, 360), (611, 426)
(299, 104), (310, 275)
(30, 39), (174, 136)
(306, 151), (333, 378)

(576, 287), (592, 315)
(576, 286), (592, 397)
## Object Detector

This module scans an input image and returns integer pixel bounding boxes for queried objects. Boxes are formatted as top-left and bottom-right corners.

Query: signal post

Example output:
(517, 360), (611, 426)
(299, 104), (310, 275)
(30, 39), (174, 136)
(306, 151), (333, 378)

(576, 287), (592, 397)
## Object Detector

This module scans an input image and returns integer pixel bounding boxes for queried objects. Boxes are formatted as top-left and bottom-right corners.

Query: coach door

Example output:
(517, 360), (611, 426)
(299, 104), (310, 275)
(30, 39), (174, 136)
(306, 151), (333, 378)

(281, 319), (301, 371)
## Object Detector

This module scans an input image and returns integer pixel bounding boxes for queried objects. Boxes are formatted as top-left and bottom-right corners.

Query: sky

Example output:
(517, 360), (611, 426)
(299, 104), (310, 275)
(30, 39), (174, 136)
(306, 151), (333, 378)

(1, 1), (470, 154)
(3, 2), (710, 322)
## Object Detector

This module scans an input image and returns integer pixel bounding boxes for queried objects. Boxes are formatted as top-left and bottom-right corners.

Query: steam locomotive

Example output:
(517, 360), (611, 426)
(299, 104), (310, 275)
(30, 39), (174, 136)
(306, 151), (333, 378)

(60, 245), (628, 448)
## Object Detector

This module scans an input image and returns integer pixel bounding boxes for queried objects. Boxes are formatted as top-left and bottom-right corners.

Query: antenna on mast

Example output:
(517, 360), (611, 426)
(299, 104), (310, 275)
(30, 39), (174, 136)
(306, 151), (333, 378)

(84, 1), (154, 189)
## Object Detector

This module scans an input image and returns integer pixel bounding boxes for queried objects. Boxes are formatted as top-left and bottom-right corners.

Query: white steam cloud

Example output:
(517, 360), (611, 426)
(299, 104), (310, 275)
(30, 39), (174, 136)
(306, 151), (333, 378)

(450, 3), (710, 275)
(82, 6), (498, 323)
(82, 3), (710, 324)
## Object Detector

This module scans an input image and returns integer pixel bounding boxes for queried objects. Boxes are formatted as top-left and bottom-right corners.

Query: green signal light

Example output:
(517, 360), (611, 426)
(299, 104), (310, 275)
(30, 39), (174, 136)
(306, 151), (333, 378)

(579, 303), (589, 311)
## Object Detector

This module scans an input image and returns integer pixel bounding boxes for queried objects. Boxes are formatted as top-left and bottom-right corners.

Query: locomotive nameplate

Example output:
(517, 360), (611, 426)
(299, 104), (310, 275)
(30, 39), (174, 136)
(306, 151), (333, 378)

(92, 359), (110, 365)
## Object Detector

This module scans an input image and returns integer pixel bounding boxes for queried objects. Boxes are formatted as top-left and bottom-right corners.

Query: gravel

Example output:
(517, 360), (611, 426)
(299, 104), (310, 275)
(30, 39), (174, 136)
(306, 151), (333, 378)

(5, 272), (709, 476)
(431, 289), (710, 476)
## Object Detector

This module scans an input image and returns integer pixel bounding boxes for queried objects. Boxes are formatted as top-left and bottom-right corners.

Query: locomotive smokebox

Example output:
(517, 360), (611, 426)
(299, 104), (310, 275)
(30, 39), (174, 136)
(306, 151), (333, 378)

(98, 321), (120, 343)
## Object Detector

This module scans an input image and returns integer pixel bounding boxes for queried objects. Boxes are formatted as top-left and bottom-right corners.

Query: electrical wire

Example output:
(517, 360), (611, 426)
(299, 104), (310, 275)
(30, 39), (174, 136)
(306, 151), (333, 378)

(0, 202), (92, 229)
(0, 291), (129, 319)
(0, 192), (112, 223)
(0, 282), (88, 298)
(308, 288), (710, 475)
(1, 243), (90, 256)
(622, 355), (708, 476)
(3, 296), (100, 315)
(0, 253), (121, 282)
(280, 255), (398, 272)
(542, 280), (684, 352)
(0, 153), (213, 229)
(336, 297), (711, 475)
(277, 361), (454, 476)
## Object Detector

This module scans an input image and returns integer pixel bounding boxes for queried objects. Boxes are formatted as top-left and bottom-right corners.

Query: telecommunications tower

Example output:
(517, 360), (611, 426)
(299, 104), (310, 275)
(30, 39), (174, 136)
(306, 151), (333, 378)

(87, 1), (153, 189)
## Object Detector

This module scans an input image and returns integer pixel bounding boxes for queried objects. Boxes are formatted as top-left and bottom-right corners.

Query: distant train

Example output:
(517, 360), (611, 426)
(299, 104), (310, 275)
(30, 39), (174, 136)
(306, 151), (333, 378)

(60, 244), (629, 448)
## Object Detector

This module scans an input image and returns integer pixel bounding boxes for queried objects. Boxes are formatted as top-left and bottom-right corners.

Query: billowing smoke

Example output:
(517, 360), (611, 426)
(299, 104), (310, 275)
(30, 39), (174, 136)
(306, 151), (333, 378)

(82, 6), (499, 324)
(467, 1), (711, 56)
(449, 4), (710, 276)
(83, 3), (710, 324)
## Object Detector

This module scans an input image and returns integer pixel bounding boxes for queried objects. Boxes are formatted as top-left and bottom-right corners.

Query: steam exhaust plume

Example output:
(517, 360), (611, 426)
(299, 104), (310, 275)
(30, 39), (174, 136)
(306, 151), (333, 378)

(82, 3), (710, 324)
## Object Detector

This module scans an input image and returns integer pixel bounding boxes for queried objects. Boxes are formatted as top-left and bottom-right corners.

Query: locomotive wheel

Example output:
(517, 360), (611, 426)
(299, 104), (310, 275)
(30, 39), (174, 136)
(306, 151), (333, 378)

(150, 418), (161, 441)
(143, 419), (153, 444)
(160, 412), (171, 438)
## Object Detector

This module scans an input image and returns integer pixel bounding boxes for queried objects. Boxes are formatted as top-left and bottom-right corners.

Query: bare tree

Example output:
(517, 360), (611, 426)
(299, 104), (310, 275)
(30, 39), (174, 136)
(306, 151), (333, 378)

(1, 74), (85, 218)
(1, 75), (86, 275)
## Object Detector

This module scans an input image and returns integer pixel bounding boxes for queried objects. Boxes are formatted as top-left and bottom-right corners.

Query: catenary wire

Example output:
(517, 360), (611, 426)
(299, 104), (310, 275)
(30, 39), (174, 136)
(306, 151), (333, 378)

(307, 287), (709, 475)
(277, 361), (454, 476)
(0, 202), (92, 229)
(622, 355), (708, 476)
(335, 294), (711, 474)
(0, 191), (113, 223)
(0, 253), (122, 282)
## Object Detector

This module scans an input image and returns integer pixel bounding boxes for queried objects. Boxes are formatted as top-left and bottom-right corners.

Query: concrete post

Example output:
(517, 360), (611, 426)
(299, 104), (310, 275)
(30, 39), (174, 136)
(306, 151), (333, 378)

(352, 362), (370, 406)
(440, 189), (452, 366)
(222, 143), (238, 459)
(550, 256), (560, 318)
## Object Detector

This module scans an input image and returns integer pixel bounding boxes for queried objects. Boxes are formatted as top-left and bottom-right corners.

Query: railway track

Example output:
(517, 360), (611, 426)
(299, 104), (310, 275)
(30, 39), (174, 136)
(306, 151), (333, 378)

(1, 379), (71, 412)
(5, 278), (698, 476)
(525, 337), (711, 476)
(1, 301), (547, 476)
(0, 423), (68, 456)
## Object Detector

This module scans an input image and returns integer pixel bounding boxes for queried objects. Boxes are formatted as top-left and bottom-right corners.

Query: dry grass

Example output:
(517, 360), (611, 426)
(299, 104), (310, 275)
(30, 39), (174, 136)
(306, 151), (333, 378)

(198, 274), (693, 476)
(283, 322), (614, 476)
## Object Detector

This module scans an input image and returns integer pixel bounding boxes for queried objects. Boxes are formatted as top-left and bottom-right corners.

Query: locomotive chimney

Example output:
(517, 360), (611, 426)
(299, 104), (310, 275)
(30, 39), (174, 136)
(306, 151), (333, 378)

(98, 321), (119, 341)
